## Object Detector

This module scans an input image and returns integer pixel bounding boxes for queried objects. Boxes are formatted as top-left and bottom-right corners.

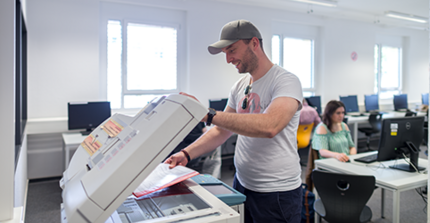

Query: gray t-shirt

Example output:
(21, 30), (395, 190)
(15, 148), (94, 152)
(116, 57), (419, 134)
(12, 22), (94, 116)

(228, 64), (303, 192)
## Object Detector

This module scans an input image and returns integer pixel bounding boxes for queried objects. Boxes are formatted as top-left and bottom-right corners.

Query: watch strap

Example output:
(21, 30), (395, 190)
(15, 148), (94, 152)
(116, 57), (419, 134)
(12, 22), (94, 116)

(206, 108), (216, 126)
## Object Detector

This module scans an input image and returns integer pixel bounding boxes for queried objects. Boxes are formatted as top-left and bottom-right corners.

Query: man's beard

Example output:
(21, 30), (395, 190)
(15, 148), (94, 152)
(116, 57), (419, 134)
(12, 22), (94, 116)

(238, 46), (258, 74)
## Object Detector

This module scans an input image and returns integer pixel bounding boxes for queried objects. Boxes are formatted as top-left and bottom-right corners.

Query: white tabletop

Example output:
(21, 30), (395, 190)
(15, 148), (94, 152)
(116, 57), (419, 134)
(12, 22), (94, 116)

(315, 151), (428, 191)
(346, 111), (427, 123)
(62, 133), (88, 169)
(62, 133), (88, 145)
(315, 151), (428, 223)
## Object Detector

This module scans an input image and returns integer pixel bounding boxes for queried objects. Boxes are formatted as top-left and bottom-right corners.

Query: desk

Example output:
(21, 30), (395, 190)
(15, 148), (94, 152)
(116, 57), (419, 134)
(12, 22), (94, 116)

(62, 133), (87, 170)
(314, 151), (428, 223)
(346, 111), (427, 147)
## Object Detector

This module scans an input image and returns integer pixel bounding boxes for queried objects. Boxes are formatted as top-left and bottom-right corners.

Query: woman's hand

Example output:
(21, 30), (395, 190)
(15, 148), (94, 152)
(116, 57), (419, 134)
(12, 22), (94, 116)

(334, 152), (349, 162)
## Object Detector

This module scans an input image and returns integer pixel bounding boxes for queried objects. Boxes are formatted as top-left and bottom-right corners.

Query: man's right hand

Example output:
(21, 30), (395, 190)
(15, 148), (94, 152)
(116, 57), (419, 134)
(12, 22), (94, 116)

(164, 151), (189, 168)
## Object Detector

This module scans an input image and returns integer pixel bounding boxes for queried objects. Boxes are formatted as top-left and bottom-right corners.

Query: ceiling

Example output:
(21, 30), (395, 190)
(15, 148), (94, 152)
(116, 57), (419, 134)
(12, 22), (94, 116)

(214, 0), (429, 30)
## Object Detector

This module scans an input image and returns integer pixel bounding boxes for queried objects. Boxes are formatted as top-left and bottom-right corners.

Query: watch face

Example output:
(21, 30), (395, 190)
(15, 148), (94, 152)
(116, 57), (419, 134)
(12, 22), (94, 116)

(209, 108), (216, 115)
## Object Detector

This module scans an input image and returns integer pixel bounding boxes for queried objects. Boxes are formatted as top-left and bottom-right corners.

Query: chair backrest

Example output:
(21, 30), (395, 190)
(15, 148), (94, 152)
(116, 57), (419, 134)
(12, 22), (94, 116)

(368, 112), (383, 131)
(297, 123), (314, 149)
(305, 146), (319, 191)
(312, 170), (375, 223)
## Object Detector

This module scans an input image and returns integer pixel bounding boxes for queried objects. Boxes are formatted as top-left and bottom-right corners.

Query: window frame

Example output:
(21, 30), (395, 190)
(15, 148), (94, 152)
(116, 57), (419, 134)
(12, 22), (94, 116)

(122, 19), (181, 96)
(271, 22), (319, 96)
(374, 43), (403, 99)
(100, 2), (187, 111)
(272, 34), (316, 95)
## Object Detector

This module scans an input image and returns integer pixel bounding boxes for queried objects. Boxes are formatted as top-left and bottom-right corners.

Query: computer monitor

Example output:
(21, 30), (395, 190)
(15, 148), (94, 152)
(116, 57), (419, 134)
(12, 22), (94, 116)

(305, 96), (322, 115)
(393, 94), (408, 111)
(339, 95), (359, 113)
(422, 93), (429, 106)
(376, 116), (425, 172)
(209, 98), (228, 111)
(364, 94), (379, 112)
(68, 101), (111, 135)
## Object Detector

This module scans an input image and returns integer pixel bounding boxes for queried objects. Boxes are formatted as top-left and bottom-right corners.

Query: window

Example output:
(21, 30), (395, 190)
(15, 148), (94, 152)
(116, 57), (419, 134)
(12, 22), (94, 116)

(101, 3), (186, 110)
(374, 44), (402, 99)
(272, 35), (314, 96)
(271, 22), (318, 96)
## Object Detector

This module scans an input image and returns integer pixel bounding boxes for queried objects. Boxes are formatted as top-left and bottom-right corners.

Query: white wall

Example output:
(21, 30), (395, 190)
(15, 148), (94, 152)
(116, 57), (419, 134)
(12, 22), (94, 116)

(322, 20), (376, 103)
(26, 0), (428, 118)
(0, 0), (16, 220)
(27, 0), (100, 118)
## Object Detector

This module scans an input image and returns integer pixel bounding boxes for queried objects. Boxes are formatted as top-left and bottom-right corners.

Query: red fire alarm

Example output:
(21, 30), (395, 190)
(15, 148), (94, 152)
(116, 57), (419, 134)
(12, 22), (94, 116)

(351, 51), (358, 61)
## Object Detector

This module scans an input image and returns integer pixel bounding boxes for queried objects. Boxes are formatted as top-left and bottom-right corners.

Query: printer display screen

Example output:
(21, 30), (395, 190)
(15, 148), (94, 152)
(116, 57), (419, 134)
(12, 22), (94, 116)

(202, 184), (235, 195)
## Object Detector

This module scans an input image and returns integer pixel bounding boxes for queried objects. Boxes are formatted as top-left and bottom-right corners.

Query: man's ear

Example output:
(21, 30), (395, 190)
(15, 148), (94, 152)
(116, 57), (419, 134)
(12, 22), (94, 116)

(251, 37), (260, 50)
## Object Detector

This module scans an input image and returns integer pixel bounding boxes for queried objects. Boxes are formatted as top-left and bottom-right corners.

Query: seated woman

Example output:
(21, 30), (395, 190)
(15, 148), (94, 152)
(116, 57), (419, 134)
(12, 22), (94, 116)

(312, 100), (357, 162)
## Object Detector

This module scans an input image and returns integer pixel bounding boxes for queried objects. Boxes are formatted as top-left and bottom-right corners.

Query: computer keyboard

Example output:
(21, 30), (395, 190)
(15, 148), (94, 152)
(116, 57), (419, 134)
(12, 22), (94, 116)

(354, 153), (378, 163)
(347, 112), (364, 117)
(350, 113), (366, 117)
(366, 111), (387, 115)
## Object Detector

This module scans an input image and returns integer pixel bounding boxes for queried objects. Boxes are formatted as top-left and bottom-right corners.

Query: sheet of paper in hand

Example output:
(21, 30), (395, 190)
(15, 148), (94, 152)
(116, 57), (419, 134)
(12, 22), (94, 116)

(133, 163), (199, 198)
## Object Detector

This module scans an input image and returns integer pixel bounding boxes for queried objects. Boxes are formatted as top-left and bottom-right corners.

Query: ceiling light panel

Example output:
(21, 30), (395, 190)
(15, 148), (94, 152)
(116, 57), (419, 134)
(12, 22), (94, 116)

(385, 11), (428, 23)
(290, 0), (337, 7)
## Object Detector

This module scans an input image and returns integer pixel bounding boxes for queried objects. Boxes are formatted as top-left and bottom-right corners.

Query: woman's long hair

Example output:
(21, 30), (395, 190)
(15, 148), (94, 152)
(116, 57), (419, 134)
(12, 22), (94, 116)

(322, 100), (345, 132)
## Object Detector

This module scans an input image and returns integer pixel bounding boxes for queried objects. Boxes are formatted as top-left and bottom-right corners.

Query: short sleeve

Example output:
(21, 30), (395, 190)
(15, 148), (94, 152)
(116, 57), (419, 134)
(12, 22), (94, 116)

(271, 67), (303, 111)
(312, 133), (328, 151)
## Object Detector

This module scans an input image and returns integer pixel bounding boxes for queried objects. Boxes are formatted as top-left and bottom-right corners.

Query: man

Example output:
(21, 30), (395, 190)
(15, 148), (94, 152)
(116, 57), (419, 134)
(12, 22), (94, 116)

(165, 19), (303, 223)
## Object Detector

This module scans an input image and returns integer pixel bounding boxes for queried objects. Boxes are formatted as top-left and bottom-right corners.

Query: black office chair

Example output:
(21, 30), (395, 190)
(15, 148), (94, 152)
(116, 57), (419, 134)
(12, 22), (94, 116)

(312, 170), (376, 223)
(405, 110), (417, 117)
(358, 112), (383, 151)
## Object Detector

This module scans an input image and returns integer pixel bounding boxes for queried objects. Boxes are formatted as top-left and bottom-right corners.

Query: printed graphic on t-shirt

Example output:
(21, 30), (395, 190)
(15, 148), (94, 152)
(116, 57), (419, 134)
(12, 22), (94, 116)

(238, 93), (262, 114)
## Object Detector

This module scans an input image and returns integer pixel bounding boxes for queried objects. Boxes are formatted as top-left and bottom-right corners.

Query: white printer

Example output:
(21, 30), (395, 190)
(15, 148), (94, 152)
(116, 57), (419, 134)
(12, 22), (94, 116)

(60, 94), (240, 223)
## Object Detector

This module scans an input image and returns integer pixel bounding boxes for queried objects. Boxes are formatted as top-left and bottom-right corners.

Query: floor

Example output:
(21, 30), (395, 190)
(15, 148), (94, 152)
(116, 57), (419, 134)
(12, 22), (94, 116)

(25, 177), (62, 223)
(25, 141), (428, 223)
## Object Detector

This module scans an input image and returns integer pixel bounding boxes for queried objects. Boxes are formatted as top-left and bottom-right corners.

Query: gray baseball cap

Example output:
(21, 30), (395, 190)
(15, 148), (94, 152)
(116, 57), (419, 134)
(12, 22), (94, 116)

(208, 20), (262, 55)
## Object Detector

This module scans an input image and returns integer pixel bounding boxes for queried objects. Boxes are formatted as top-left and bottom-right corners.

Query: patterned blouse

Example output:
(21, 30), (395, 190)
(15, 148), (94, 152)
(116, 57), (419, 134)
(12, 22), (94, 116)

(311, 122), (355, 159)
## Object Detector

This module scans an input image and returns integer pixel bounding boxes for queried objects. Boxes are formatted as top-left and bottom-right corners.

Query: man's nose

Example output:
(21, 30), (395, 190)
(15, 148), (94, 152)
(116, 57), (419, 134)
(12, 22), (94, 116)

(226, 53), (234, 64)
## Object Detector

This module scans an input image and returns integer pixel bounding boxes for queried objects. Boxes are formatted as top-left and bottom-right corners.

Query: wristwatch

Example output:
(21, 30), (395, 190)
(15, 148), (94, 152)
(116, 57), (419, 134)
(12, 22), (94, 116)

(206, 108), (216, 126)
